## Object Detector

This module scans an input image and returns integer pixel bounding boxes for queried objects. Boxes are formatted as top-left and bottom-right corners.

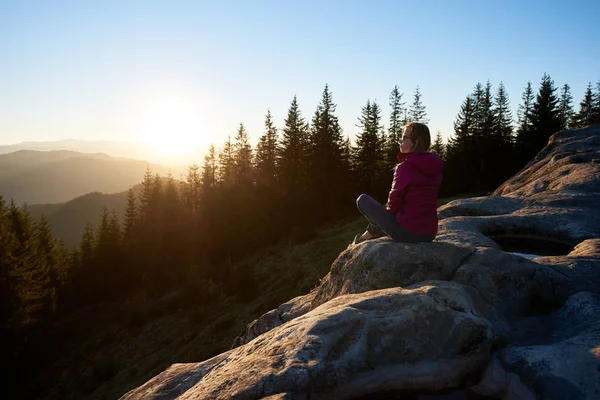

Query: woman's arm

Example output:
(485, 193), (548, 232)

(387, 163), (410, 214)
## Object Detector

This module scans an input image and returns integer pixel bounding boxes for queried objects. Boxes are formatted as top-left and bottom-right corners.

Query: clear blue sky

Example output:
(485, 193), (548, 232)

(1, 0), (599, 158)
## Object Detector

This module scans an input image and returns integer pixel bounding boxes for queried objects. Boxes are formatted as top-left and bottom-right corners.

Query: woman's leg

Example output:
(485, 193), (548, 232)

(356, 194), (399, 238)
(356, 194), (436, 243)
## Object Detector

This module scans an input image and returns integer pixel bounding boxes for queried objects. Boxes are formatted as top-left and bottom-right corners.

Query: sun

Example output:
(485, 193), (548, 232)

(137, 96), (205, 157)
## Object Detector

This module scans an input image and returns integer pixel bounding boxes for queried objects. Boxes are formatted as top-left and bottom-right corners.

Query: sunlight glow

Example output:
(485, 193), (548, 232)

(137, 96), (205, 157)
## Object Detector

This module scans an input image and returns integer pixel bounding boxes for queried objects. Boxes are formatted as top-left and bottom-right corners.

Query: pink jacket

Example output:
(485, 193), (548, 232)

(387, 152), (443, 236)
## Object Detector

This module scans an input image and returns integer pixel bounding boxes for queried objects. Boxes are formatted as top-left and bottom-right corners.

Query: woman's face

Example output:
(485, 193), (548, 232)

(400, 130), (415, 153)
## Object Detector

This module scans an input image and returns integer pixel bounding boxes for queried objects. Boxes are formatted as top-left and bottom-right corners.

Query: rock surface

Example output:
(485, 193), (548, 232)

(122, 125), (600, 399)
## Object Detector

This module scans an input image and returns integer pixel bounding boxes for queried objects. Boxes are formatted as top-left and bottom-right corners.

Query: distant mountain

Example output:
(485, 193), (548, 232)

(0, 139), (157, 160)
(0, 139), (208, 166)
(28, 177), (179, 246)
(0, 150), (185, 204)
(28, 191), (129, 246)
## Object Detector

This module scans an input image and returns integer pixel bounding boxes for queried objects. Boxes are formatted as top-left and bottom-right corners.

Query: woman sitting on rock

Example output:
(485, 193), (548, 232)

(354, 122), (443, 244)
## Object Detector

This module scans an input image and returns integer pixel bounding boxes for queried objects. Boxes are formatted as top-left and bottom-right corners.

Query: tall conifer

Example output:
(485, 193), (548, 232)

(431, 131), (445, 160)
(407, 86), (428, 123)
(218, 136), (235, 185)
(279, 96), (308, 193)
(233, 123), (253, 184)
(354, 99), (385, 195)
(386, 86), (406, 166)
(201, 145), (217, 190)
(558, 83), (575, 129)
(528, 73), (561, 158)
(307, 84), (347, 219)
(255, 110), (279, 187)
(493, 82), (514, 145)
(573, 83), (595, 127)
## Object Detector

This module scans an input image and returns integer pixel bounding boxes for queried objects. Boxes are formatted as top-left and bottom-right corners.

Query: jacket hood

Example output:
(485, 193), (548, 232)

(397, 152), (443, 177)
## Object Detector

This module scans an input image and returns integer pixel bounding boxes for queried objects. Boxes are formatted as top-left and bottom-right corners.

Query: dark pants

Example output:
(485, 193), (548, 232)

(356, 194), (436, 243)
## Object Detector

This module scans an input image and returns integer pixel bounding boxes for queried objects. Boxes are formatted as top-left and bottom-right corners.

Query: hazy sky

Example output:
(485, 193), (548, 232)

(1, 0), (599, 159)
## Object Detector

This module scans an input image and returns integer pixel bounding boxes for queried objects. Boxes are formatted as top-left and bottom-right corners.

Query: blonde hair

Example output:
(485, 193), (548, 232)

(403, 122), (431, 152)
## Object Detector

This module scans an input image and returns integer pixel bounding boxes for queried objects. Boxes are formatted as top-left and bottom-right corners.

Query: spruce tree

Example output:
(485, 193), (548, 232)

(407, 86), (428, 123)
(481, 81), (496, 138)
(279, 95), (309, 198)
(217, 136), (235, 185)
(493, 82), (514, 146)
(528, 73), (561, 158)
(182, 164), (201, 217)
(201, 145), (217, 191)
(233, 123), (253, 184)
(0, 197), (18, 336)
(558, 83), (575, 129)
(164, 172), (179, 212)
(254, 109), (279, 188)
(33, 215), (58, 315)
(515, 81), (535, 160)
(138, 166), (154, 223)
(446, 95), (477, 193)
(123, 188), (138, 244)
(354, 99), (385, 195)
(573, 83), (595, 127)
(386, 86), (406, 166)
(594, 80), (600, 123)
(517, 81), (534, 136)
(470, 83), (485, 138)
(431, 131), (445, 160)
(448, 95), (475, 157)
(307, 84), (347, 220)
(79, 222), (96, 270)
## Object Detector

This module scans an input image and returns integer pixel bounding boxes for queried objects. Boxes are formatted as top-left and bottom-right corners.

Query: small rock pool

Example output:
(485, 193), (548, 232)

(487, 234), (575, 258)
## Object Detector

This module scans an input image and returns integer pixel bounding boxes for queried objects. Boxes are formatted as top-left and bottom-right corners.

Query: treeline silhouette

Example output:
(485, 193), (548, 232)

(1, 75), (600, 397)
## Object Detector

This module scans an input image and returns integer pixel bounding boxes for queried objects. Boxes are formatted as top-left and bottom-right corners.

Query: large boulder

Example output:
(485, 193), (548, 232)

(123, 125), (600, 399)
(123, 283), (497, 400)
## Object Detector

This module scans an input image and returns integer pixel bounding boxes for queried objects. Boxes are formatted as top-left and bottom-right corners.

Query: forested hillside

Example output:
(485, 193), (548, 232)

(1, 76), (599, 399)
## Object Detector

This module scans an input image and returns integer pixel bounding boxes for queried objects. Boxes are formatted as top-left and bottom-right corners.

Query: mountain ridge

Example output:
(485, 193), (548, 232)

(0, 149), (185, 205)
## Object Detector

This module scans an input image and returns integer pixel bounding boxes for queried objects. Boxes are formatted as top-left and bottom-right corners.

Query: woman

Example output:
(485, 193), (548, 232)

(354, 122), (443, 244)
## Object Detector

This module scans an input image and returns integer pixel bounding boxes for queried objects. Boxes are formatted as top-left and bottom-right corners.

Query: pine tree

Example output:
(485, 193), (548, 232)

(448, 95), (475, 157)
(353, 99), (385, 195)
(123, 188), (138, 244)
(480, 81), (495, 139)
(573, 83), (595, 127)
(254, 109), (279, 188)
(233, 123), (253, 185)
(385, 86), (406, 166)
(217, 136), (234, 185)
(138, 166), (154, 223)
(446, 95), (477, 194)
(493, 82), (514, 145)
(182, 164), (201, 217)
(558, 83), (575, 129)
(431, 131), (445, 160)
(151, 173), (164, 212)
(79, 222), (96, 270)
(33, 215), (58, 314)
(515, 81), (535, 160)
(201, 145), (217, 190)
(279, 95), (309, 197)
(594, 80), (600, 123)
(407, 86), (428, 123)
(517, 81), (535, 136)
(470, 82), (486, 139)
(307, 84), (347, 220)
(164, 172), (179, 213)
(528, 73), (561, 157)
(0, 197), (19, 335)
